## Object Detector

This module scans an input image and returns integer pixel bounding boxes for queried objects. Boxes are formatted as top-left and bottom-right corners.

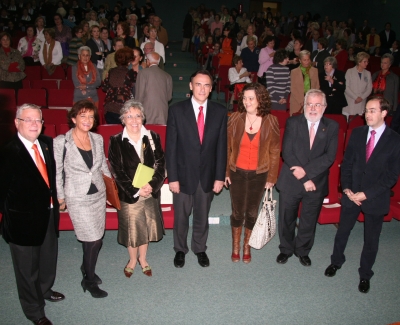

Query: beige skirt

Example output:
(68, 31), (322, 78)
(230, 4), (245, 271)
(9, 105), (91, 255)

(117, 197), (164, 247)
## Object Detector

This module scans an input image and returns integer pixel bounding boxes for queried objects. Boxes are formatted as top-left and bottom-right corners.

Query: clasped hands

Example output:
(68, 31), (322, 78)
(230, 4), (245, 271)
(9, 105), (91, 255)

(139, 183), (152, 197)
(290, 166), (316, 192)
(343, 189), (366, 206)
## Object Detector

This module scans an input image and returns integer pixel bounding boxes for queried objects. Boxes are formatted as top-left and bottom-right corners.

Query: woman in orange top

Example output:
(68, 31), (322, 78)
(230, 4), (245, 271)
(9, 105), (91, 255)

(219, 26), (236, 66)
(225, 83), (280, 264)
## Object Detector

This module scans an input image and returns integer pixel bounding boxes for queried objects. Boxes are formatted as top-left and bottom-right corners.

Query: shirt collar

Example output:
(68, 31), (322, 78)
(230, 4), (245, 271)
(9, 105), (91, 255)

(122, 125), (148, 143)
(368, 123), (386, 136)
(191, 97), (208, 110)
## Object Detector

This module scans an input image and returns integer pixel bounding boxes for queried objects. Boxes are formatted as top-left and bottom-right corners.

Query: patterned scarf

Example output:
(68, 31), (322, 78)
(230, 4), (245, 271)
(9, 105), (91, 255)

(372, 70), (390, 95)
(76, 60), (97, 85)
(300, 65), (312, 94)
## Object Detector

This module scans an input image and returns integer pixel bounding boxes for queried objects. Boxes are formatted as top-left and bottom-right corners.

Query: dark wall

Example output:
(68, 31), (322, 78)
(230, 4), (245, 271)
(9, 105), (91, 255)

(109, 0), (399, 41)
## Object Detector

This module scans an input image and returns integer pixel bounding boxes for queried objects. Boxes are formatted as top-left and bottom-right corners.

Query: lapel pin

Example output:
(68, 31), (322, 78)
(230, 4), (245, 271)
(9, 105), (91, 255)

(45, 147), (48, 150)
(322, 128), (326, 131)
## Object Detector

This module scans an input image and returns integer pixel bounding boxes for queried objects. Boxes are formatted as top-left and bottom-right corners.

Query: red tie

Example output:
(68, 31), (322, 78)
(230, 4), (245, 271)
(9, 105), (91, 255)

(309, 122), (316, 149)
(197, 106), (204, 144)
(32, 144), (52, 204)
(366, 130), (376, 162)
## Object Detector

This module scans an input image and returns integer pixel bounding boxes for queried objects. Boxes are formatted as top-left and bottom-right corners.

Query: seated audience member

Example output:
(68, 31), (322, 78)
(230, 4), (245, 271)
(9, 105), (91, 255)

(17, 25), (42, 66)
(35, 16), (45, 43)
(88, 10), (99, 27)
(326, 26), (336, 53)
(305, 29), (320, 53)
(210, 14), (223, 34)
(86, 25), (108, 76)
(66, 25), (84, 66)
(365, 28), (381, 54)
(212, 27), (222, 44)
(354, 31), (367, 54)
(285, 29), (301, 52)
(0, 31), (26, 89)
(319, 56), (347, 114)
(100, 27), (112, 52)
(333, 39), (348, 71)
(53, 13), (71, 58)
(228, 55), (252, 107)
(102, 47), (137, 124)
(138, 23), (150, 46)
(343, 28), (355, 49)
(348, 47), (356, 61)
(192, 27), (206, 54)
(371, 53), (399, 111)
(140, 26), (165, 64)
(290, 50), (320, 115)
(241, 36), (260, 73)
(389, 40), (400, 66)
(72, 46), (101, 106)
(241, 24), (258, 51)
(117, 21), (137, 48)
(103, 37), (125, 80)
(235, 31), (244, 56)
(39, 28), (63, 75)
(287, 38), (303, 70)
(311, 37), (330, 74)
(266, 49), (290, 110)
(81, 21), (90, 45)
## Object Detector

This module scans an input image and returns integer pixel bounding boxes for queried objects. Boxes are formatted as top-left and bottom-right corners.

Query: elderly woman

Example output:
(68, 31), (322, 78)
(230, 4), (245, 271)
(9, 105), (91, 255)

(102, 47), (137, 124)
(72, 46), (101, 106)
(86, 25), (108, 76)
(229, 55), (252, 86)
(225, 83), (280, 263)
(17, 25), (42, 66)
(319, 56), (347, 114)
(371, 53), (399, 111)
(257, 35), (275, 82)
(108, 100), (165, 278)
(54, 100), (110, 298)
(290, 50), (320, 115)
(343, 52), (372, 116)
(140, 26), (165, 63)
(39, 28), (63, 75)
(116, 21), (136, 49)
(266, 49), (290, 110)
(53, 13), (71, 58)
(0, 32), (25, 89)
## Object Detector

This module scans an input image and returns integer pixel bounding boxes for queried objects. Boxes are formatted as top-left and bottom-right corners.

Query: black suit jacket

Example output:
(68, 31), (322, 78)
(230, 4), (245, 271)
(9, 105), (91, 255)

(0, 134), (60, 246)
(341, 125), (400, 214)
(86, 38), (108, 64)
(277, 115), (339, 196)
(311, 49), (330, 74)
(319, 69), (348, 114)
(166, 98), (227, 195)
(379, 30), (396, 50)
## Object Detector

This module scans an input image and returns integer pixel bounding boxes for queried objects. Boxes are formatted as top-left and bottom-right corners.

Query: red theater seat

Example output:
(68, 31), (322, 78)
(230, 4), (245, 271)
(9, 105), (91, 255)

(24, 66), (41, 81)
(32, 79), (59, 90)
(41, 65), (66, 80)
(41, 109), (69, 134)
(96, 124), (123, 157)
(47, 89), (74, 108)
(348, 115), (365, 129)
(59, 79), (75, 89)
(318, 160), (341, 224)
(145, 124), (167, 151)
(17, 89), (47, 108)
(390, 177), (400, 221)
(42, 124), (57, 138)
(272, 110), (289, 129)
(324, 114), (348, 130)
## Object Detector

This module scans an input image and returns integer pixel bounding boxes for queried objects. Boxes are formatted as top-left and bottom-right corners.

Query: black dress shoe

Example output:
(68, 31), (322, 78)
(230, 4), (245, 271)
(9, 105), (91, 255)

(174, 251), (185, 268)
(276, 253), (292, 264)
(295, 254), (312, 266)
(196, 252), (210, 267)
(44, 291), (65, 302)
(358, 279), (370, 293)
(324, 264), (341, 277)
(32, 316), (53, 325)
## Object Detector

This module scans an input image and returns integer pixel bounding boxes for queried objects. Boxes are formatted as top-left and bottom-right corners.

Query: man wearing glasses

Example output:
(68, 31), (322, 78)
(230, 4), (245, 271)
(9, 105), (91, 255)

(325, 96), (400, 293)
(0, 104), (63, 325)
(276, 89), (339, 267)
(166, 70), (227, 268)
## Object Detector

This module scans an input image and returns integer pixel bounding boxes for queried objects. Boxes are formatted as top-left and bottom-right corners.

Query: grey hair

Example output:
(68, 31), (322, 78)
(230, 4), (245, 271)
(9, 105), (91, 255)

(129, 14), (138, 20)
(78, 46), (91, 56)
(323, 56), (337, 69)
(298, 50), (310, 60)
(16, 103), (42, 119)
(147, 52), (160, 64)
(119, 100), (146, 124)
(381, 53), (394, 66)
(303, 89), (327, 108)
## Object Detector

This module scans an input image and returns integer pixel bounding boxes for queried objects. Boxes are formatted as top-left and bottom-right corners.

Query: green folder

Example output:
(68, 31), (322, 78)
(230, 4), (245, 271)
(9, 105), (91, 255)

(132, 163), (154, 188)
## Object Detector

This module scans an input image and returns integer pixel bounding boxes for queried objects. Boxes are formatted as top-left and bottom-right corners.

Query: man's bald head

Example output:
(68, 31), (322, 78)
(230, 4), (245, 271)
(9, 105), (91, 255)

(147, 52), (160, 64)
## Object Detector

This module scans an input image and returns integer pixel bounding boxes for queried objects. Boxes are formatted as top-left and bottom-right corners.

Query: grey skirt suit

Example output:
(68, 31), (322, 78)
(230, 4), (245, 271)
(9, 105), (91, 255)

(108, 129), (166, 247)
(54, 129), (111, 241)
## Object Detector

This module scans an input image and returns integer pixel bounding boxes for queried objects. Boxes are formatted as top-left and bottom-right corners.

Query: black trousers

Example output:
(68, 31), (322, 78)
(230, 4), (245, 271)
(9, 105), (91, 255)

(9, 210), (58, 321)
(331, 201), (385, 280)
(173, 182), (214, 254)
(278, 190), (324, 256)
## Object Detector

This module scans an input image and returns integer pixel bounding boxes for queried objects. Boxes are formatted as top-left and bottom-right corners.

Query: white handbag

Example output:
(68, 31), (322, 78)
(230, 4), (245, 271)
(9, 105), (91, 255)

(249, 188), (277, 249)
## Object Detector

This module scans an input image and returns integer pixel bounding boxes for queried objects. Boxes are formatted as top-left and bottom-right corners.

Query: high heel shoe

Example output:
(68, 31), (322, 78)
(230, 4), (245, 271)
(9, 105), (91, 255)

(124, 262), (134, 278)
(137, 258), (152, 277)
(80, 265), (102, 284)
(81, 278), (108, 298)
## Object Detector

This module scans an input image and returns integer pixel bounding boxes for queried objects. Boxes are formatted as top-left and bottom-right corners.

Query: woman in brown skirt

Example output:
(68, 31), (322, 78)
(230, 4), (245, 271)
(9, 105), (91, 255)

(225, 83), (280, 263)
(108, 99), (165, 278)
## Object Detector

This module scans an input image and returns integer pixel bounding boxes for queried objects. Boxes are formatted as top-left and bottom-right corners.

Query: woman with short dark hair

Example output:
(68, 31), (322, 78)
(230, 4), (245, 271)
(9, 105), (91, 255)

(266, 49), (290, 110)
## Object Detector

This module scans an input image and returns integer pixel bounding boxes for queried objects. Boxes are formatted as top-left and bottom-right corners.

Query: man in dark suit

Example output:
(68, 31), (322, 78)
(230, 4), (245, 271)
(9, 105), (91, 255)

(325, 96), (400, 293)
(379, 22), (396, 55)
(311, 38), (331, 74)
(276, 89), (339, 266)
(0, 104), (63, 325)
(166, 70), (227, 268)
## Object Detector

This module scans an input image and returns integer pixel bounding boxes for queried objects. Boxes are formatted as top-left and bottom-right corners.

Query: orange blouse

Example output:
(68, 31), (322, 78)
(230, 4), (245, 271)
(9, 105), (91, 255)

(236, 131), (260, 171)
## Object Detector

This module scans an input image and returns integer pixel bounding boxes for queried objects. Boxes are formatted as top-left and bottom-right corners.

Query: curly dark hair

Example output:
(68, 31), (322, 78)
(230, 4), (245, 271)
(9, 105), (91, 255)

(115, 47), (134, 66)
(117, 22), (130, 37)
(237, 83), (272, 117)
(273, 49), (288, 64)
(68, 100), (99, 129)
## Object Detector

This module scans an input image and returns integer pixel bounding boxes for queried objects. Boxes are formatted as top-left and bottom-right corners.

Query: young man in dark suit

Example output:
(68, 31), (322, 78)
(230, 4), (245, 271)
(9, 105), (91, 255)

(325, 96), (400, 293)
(166, 70), (227, 268)
(276, 89), (339, 267)
(0, 104), (63, 325)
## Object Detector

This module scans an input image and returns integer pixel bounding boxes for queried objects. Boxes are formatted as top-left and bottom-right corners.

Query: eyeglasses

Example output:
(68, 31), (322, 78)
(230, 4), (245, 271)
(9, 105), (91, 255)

(125, 114), (142, 120)
(17, 118), (44, 125)
(363, 109), (381, 114)
(305, 103), (326, 109)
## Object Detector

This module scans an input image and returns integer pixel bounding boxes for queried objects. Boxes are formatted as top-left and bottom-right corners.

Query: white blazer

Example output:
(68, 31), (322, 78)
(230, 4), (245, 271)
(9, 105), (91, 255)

(343, 66), (372, 115)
